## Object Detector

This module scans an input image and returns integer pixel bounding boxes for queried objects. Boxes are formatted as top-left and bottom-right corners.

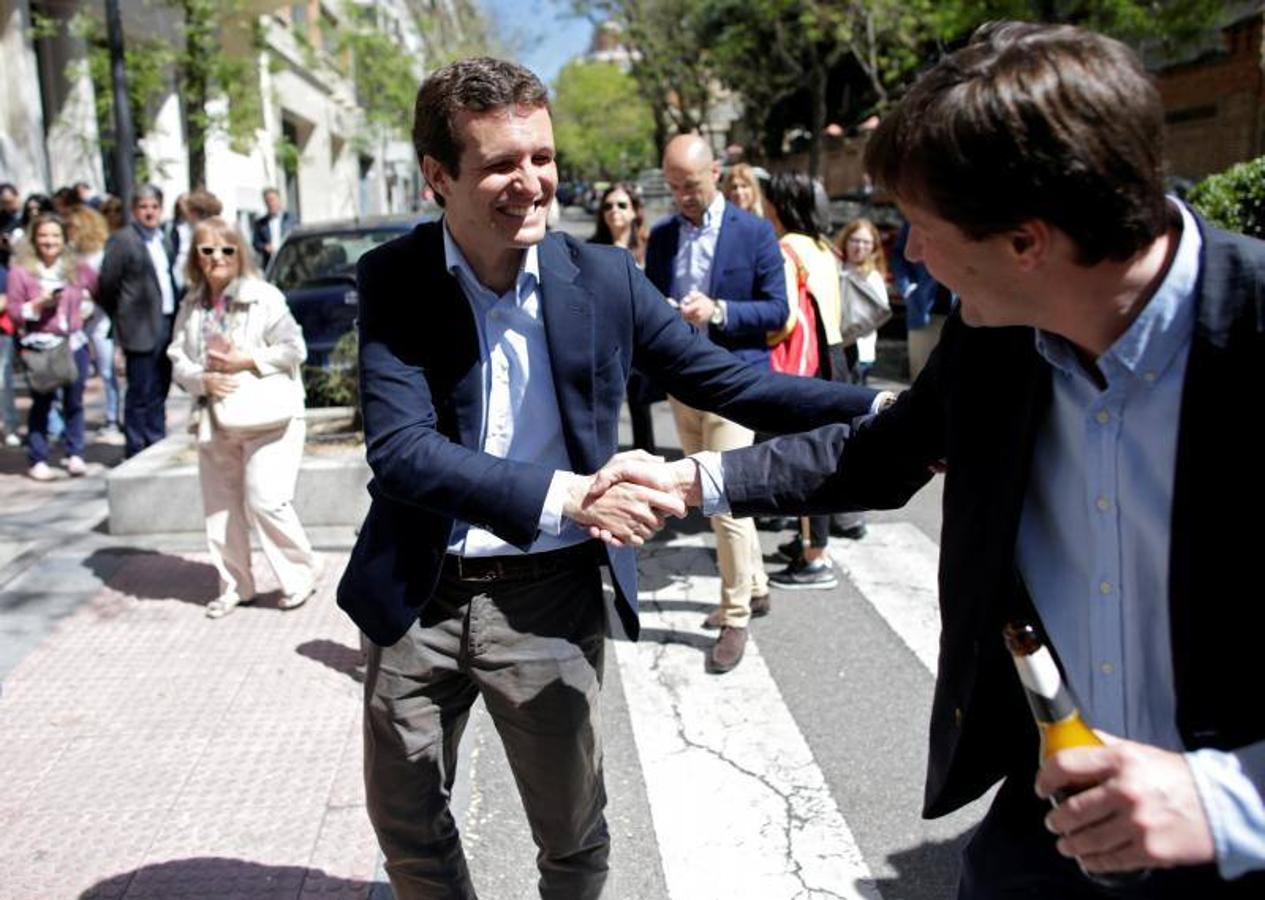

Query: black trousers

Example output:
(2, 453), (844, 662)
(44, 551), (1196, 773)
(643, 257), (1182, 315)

(122, 314), (173, 458)
(363, 553), (610, 900)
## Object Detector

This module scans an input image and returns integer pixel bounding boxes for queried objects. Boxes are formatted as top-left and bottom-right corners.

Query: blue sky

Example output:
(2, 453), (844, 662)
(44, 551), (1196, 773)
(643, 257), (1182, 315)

(483, 0), (595, 86)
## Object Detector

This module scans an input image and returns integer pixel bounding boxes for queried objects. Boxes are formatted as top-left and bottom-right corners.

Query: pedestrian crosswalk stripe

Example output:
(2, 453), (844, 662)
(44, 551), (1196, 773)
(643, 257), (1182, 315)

(619, 537), (883, 900)
(830, 523), (941, 676)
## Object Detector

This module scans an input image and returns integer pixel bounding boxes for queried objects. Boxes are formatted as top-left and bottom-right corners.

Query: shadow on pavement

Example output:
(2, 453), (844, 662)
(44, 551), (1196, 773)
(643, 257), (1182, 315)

(297, 637), (365, 683)
(81, 857), (376, 898)
(82, 547), (218, 605)
(866, 831), (970, 900)
(635, 627), (714, 651)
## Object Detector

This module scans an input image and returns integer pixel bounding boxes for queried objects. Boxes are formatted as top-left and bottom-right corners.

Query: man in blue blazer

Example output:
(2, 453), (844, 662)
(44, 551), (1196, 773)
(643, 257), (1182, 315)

(337, 57), (881, 899)
(644, 134), (790, 673)
(250, 187), (294, 269)
(596, 23), (1265, 897)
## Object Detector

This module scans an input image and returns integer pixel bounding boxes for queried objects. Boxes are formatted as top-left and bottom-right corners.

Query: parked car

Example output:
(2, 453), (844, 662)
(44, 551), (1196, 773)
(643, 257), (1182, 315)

(266, 213), (431, 366)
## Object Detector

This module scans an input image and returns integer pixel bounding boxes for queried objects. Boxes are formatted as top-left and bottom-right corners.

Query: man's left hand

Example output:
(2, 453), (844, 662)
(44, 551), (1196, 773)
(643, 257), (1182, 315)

(206, 348), (256, 374)
(679, 290), (715, 325)
(1037, 733), (1215, 873)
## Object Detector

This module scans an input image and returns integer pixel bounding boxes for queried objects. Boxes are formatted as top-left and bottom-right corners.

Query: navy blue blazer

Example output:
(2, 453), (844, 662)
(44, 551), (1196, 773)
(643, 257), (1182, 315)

(644, 203), (788, 367)
(337, 222), (878, 647)
(251, 211), (295, 268)
(719, 218), (1265, 861)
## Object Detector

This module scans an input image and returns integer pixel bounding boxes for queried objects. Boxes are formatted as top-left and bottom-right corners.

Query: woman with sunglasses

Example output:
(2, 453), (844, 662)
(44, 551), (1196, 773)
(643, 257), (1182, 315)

(590, 183), (659, 452)
(6, 213), (98, 480)
(168, 217), (320, 619)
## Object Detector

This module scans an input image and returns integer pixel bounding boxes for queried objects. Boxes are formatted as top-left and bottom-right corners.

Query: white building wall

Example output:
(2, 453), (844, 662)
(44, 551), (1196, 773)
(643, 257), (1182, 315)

(0, 0), (51, 193)
(137, 90), (189, 216)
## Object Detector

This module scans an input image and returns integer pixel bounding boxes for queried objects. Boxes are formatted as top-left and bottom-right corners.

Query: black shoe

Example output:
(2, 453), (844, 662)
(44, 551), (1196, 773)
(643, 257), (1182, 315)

(829, 521), (867, 540)
(769, 557), (839, 591)
(756, 516), (797, 532)
(776, 535), (804, 563)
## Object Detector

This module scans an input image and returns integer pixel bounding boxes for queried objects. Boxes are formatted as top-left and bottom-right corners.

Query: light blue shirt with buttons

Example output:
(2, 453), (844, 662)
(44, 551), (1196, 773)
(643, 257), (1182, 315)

(1016, 200), (1264, 879)
(671, 192), (726, 303)
(442, 223), (587, 558)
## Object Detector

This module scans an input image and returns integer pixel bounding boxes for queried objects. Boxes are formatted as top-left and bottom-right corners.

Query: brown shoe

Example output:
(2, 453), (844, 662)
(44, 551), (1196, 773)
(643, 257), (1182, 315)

(707, 626), (747, 674)
(702, 594), (770, 629)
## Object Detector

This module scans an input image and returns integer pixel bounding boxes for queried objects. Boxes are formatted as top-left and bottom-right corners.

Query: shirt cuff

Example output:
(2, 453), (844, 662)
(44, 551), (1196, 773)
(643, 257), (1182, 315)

(1186, 744), (1265, 879)
(541, 471), (574, 536)
(693, 451), (730, 516)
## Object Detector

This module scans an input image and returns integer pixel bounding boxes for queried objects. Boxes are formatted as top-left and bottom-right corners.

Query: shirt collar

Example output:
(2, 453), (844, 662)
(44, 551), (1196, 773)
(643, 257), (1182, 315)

(1034, 199), (1201, 385)
(678, 192), (726, 232)
(134, 221), (160, 242)
(442, 218), (539, 302)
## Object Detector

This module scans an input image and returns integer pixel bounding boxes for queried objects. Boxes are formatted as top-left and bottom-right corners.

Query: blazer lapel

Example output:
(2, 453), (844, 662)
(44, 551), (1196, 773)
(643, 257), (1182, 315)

(708, 206), (737, 297)
(538, 235), (597, 472)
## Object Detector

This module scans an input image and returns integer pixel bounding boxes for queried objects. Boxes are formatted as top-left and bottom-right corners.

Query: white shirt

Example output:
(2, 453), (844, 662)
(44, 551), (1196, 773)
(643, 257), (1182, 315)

(442, 223), (586, 557)
(141, 227), (175, 315)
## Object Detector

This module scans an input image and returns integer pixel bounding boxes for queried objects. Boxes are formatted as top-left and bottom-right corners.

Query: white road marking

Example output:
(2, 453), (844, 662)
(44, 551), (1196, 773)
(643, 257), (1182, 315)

(618, 536), (882, 900)
(830, 523), (942, 675)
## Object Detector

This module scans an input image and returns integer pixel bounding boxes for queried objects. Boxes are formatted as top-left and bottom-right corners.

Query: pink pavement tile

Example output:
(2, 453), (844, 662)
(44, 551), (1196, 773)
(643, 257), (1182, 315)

(138, 801), (328, 872)
(0, 807), (167, 900)
(301, 806), (379, 897)
(325, 709), (367, 811)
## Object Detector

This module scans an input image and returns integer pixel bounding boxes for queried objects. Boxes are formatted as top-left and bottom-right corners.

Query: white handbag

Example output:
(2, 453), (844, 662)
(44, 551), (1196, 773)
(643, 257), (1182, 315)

(211, 371), (296, 435)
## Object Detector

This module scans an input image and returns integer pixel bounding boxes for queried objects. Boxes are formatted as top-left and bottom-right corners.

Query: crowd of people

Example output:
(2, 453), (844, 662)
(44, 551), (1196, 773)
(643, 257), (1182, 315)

(0, 181), (314, 618)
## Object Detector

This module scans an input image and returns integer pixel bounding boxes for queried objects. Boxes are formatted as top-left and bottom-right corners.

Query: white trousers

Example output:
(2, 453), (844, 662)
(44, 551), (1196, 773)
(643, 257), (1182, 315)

(198, 416), (317, 599)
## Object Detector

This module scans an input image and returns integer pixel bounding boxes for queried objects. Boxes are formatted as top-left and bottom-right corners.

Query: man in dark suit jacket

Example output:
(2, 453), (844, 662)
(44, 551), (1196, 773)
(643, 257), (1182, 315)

(596, 22), (1265, 897)
(98, 185), (178, 457)
(643, 134), (791, 673)
(337, 58), (881, 899)
(251, 187), (294, 269)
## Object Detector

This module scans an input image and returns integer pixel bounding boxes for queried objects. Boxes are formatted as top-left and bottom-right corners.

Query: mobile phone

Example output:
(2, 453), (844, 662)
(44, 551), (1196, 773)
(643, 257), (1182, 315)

(52, 287), (65, 298)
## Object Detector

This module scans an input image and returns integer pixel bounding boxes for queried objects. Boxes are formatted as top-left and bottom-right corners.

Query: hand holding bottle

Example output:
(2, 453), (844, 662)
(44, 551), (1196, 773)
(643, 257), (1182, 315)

(1036, 733), (1216, 875)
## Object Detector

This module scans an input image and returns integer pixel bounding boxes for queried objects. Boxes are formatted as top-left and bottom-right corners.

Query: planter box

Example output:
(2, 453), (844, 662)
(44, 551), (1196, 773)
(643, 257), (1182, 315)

(107, 408), (370, 535)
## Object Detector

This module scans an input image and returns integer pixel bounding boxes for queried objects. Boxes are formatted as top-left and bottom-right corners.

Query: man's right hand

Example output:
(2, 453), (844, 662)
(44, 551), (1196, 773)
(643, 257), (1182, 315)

(562, 467), (685, 547)
(581, 456), (702, 546)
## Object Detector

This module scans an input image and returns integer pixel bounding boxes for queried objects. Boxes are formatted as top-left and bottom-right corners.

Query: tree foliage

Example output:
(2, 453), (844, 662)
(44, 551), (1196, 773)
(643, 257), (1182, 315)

(1188, 155), (1265, 238)
(552, 60), (656, 179)
(338, 7), (421, 145)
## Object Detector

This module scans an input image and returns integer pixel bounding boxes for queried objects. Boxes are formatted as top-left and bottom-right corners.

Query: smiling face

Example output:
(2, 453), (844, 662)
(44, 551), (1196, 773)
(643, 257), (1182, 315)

(424, 104), (556, 276)
(727, 176), (755, 212)
(34, 221), (65, 265)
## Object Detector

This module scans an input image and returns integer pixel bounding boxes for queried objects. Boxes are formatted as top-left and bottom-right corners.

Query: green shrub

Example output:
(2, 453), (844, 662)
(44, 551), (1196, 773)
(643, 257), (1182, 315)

(1188, 156), (1265, 238)
(302, 331), (360, 429)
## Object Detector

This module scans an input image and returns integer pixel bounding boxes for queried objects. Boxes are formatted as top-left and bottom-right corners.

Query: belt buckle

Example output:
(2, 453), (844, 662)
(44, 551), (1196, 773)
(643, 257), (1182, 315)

(456, 556), (498, 582)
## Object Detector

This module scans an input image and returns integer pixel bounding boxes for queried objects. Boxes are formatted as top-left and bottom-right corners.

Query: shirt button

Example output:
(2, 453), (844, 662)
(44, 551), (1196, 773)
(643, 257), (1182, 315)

(489, 310), (500, 320)
(1099, 580), (1112, 595)
(1143, 371), (1157, 383)
(1095, 410), (1110, 425)
(1101, 662), (1115, 675)
(1096, 497), (1111, 512)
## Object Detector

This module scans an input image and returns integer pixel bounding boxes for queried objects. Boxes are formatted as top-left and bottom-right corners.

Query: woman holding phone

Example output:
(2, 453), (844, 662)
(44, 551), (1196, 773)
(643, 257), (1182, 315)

(6, 213), (97, 480)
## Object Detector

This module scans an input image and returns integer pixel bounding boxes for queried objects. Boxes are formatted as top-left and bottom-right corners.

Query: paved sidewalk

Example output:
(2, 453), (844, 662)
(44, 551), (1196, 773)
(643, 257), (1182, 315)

(0, 548), (377, 898)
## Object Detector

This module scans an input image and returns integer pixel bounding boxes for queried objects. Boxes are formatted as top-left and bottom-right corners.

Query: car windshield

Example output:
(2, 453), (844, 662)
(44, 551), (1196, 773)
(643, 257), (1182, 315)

(270, 230), (401, 290)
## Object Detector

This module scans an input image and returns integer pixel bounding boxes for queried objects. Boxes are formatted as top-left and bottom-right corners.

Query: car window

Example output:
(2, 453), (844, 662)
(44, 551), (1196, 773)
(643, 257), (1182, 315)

(270, 230), (402, 291)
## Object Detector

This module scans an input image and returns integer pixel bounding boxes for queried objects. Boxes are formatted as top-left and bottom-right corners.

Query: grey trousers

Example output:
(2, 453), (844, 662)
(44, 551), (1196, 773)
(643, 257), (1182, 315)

(363, 562), (610, 900)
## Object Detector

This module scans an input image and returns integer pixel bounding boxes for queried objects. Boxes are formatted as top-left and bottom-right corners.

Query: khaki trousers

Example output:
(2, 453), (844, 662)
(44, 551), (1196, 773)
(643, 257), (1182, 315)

(669, 398), (766, 627)
(197, 416), (317, 599)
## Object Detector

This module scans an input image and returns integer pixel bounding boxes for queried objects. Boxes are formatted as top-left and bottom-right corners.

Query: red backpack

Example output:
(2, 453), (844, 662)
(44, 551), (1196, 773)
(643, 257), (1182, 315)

(768, 242), (820, 377)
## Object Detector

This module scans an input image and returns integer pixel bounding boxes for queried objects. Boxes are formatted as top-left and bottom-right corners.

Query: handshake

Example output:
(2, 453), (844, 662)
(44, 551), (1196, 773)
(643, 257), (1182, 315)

(561, 450), (704, 547)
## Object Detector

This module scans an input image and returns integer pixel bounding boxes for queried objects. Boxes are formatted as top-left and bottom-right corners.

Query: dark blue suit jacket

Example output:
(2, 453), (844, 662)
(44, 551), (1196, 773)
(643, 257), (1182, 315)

(719, 217), (1265, 871)
(251, 211), (295, 268)
(645, 203), (788, 367)
(336, 222), (878, 646)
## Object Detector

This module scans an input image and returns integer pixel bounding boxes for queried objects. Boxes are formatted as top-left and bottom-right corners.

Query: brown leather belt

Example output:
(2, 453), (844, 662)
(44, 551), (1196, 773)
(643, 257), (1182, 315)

(442, 541), (599, 583)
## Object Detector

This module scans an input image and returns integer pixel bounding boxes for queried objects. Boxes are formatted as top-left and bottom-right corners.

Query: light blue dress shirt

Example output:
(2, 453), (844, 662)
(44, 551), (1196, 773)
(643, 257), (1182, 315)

(442, 223), (587, 557)
(670, 192), (726, 302)
(1016, 201), (1264, 878)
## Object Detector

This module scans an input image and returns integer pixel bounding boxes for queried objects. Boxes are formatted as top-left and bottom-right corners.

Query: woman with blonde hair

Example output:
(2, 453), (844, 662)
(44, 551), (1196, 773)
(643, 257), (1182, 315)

(835, 217), (889, 385)
(66, 203), (120, 434)
(723, 163), (765, 218)
(168, 217), (320, 618)
(6, 213), (98, 479)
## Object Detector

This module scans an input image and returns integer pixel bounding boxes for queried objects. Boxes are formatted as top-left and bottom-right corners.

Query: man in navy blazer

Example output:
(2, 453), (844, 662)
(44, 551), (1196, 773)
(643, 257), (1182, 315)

(644, 134), (790, 673)
(250, 187), (294, 269)
(596, 23), (1265, 897)
(337, 58), (880, 899)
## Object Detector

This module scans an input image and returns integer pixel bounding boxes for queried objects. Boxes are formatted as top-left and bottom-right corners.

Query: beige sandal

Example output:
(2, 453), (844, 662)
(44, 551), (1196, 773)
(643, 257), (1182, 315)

(206, 592), (254, 618)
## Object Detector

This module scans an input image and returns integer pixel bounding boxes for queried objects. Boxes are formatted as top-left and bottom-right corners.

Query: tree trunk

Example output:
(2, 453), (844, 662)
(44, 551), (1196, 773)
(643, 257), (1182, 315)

(808, 61), (827, 180)
(181, 0), (213, 188)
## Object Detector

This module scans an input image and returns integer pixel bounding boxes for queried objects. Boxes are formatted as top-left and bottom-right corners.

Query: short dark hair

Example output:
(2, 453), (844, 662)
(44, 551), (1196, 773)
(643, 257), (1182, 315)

(262, 186), (280, 199)
(185, 188), (223, 219)
(131, 183), (164, 207)
(412, 57), (550, 203)
(764, 173), (830, 242)
(0, 182), (17, 196)
(865, 21), (1168, 265)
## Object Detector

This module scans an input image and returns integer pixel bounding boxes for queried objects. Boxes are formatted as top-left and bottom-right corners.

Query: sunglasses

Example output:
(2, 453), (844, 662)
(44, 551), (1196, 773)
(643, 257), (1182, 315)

(198, 245), (237, 257)
(603, 200), (630, 211)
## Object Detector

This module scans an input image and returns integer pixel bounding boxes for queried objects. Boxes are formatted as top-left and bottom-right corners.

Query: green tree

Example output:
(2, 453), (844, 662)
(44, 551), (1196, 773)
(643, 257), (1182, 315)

(1189, 155), (1265, 238)
(553, 60), (656, 179)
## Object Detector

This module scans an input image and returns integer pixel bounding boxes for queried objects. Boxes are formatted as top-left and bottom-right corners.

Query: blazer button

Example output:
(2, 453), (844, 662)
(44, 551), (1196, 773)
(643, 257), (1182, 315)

(953, 707), (964, 727)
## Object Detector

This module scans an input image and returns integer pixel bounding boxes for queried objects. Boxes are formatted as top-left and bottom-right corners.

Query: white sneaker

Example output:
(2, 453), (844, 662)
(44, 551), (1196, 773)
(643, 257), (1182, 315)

(66, 455), (87, 476)
(3, 433), (20, 448)
(28, 461), (55, 481)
